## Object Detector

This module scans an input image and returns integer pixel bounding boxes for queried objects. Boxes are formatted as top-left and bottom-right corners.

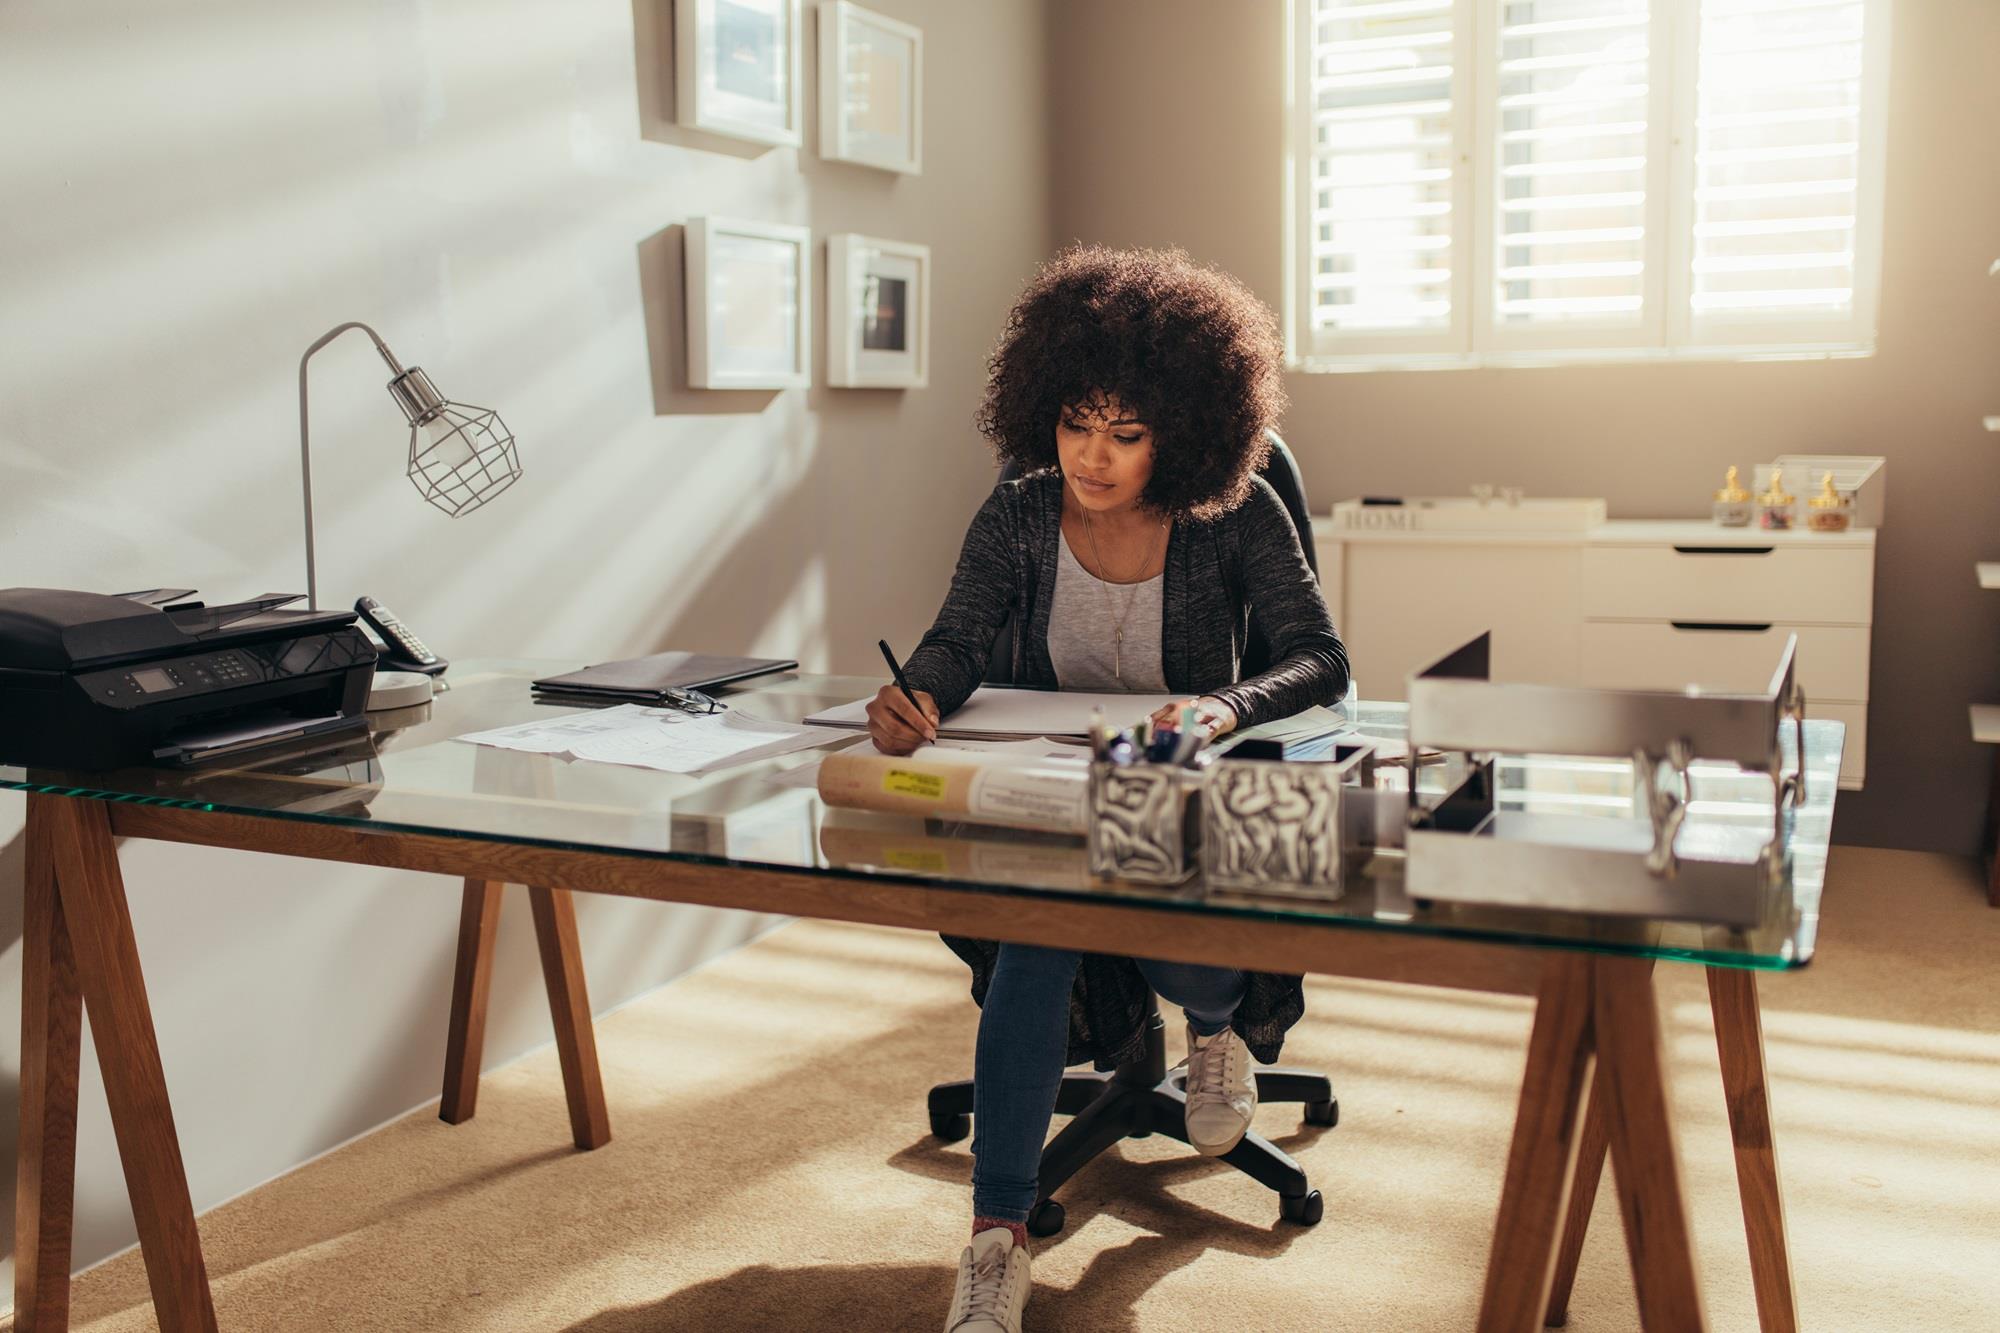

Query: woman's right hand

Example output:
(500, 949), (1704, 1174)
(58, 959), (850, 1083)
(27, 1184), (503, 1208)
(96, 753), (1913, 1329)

(865, 684), (939, 754)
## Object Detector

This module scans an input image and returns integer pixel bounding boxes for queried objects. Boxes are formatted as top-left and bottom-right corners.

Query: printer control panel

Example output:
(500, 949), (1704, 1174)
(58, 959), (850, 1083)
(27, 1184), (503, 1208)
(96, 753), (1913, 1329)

(119, 650), (255, 697)
(83, 635), (373, 705)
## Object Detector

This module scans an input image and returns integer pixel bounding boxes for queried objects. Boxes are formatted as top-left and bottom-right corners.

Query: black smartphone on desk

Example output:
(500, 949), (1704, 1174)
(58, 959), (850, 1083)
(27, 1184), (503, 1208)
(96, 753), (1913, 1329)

(354, 596), (449, 675)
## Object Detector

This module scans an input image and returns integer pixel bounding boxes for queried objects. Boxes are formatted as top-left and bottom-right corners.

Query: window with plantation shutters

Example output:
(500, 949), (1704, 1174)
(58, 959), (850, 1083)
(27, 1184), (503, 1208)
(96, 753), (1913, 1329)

(1286, 0), (1890, 366)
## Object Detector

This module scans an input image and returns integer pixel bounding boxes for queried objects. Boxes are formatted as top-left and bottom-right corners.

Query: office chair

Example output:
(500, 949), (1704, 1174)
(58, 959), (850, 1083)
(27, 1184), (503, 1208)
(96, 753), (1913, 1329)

(926, 429), (1338, 1235)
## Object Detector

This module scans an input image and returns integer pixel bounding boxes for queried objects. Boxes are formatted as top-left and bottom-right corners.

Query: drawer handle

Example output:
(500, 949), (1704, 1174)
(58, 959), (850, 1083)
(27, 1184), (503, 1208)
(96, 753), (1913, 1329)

(1670, 621), (1774, 633)
(1671, 544), (1774, 556)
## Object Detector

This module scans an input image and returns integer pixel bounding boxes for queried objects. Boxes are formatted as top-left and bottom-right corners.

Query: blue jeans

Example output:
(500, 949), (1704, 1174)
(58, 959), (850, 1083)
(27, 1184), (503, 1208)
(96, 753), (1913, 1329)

(969, 942), (1248, 1222)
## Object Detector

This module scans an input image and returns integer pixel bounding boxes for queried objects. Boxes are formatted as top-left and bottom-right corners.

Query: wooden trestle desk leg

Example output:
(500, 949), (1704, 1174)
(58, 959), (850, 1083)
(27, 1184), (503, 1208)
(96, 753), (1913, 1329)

(1595, 954), (1706, 1330)
(1480, 954), (1596, 1332)
(17, 794), (83, 1332)
(1542, 1073), (1612, 1327)
(29, 796), (218, 1332)
(440, 880), (610, 1150)
(526, 885), (611, 1150)
(1480, 954), (1706, 1333)
(1708, 966), (1798, 1333)
(441, 879), (503, 1124)
(1544, 965), (1798, 1333)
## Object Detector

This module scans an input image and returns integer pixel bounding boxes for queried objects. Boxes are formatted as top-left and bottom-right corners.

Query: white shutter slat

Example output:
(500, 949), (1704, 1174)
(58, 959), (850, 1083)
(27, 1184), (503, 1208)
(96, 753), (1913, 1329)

(1315, 269), (1454, 289)
(1699, 105), (1860, 131)
(1321, 233), (1456, 255)
(1501, 119), (1648, 144)
(1498, 85), (1652, 111)
(1503, 13), (1648, 39)
(1694, 214), (1854, 237)
(1501, 155), (1649, 179)
(1319, 0), (1454, 21)
(1315, 64), (1457, 93)
(1504, 224), (1647, 246)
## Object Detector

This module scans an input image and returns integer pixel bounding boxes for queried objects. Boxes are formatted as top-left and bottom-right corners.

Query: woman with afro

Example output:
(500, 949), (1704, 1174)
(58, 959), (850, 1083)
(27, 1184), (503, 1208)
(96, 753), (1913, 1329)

(862, 245), (1349, 1333)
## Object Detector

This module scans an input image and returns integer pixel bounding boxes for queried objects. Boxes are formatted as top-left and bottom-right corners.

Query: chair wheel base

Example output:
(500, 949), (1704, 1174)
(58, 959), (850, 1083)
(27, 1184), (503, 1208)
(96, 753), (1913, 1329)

(930, 1111), (970, 1142)
(1304, 1098), (1339, 1127)
(1281, 1189), (1324, 1226)
(1027, 1199), (1066, 1237)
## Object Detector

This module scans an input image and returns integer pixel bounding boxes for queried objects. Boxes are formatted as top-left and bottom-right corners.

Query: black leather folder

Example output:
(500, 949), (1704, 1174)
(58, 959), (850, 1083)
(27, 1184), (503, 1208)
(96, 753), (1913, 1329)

(531, 652), (797, 703)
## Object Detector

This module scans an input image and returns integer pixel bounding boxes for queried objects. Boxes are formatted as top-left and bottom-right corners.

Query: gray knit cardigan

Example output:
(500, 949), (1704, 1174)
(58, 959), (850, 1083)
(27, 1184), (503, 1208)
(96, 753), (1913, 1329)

(903, 469), (1351, 1070)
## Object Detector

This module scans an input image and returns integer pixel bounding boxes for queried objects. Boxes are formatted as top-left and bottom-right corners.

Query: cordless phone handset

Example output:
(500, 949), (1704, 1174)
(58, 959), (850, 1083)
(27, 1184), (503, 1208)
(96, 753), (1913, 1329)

(354, 596), (449, 676)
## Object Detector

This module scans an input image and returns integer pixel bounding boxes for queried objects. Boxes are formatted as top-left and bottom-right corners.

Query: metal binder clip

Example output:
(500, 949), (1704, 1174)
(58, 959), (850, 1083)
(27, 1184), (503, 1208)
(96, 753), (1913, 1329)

(1778, 680), (1808, 809)
(1635, 738), (1694, 879)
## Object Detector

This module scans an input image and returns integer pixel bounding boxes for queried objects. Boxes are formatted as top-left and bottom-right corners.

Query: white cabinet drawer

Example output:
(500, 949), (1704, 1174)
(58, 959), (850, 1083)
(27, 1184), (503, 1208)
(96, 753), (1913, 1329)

(1582, 544), (1874, 624)
(1580, 622), (1870, 701)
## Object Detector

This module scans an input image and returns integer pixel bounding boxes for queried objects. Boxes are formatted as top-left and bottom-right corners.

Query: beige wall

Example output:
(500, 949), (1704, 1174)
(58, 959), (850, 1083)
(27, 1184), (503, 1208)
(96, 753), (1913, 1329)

(0, 0), (1051, 1291)
(1049, 0), (2000, 854)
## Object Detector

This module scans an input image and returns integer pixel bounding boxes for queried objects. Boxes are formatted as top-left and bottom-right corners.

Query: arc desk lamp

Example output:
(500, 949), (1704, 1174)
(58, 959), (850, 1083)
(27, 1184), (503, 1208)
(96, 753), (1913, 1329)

(297, 321), (522, 612)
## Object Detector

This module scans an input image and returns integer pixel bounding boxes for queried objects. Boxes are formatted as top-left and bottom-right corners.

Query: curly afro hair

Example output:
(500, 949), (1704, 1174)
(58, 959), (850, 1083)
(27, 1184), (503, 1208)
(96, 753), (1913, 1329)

(975, 244), (1288, 520)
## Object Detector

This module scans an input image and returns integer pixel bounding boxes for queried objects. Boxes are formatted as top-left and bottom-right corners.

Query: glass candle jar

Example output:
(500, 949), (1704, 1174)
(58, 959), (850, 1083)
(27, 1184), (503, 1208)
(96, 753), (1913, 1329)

(1806, 472), (1853, 533)
(1712, 465), (1752, 527)
(1757, 468), (1796, 531)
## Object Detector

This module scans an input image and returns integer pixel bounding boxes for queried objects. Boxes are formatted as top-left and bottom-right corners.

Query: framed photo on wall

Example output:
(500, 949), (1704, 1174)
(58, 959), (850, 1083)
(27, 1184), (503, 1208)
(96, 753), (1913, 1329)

(686, 217), (812, 389)
(676, 0), (804, 147)
(826, 233), (928, 388)
(817, 2), (922, 174)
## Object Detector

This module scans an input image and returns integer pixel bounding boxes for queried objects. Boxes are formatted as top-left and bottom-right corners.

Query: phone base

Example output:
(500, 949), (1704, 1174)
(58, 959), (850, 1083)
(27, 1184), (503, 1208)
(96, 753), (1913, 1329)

(366, 670), (436, 711)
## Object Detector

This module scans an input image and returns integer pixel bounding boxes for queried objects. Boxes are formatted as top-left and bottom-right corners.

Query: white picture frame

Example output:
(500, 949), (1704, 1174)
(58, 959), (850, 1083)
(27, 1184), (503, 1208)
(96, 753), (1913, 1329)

(685, 217), (813, 390)
(817, 2), (922, 174)
(676, 0), (804, 148)
(826, 233), (928, 388)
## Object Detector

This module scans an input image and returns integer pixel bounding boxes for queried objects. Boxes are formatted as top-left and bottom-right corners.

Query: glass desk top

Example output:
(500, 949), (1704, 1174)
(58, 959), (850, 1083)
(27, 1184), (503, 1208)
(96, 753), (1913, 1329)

(1, 662), (1842, 971)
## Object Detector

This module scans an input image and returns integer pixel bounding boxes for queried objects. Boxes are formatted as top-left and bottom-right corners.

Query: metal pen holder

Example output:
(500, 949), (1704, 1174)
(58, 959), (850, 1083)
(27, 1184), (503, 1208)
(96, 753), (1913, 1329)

(1201, 742), (1376, 899)
(1088, 761), (1200, 884)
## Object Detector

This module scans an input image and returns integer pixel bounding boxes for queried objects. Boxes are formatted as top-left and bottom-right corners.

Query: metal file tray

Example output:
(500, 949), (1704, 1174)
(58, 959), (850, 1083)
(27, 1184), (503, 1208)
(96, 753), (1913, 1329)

(1403, 634), (1807, 927)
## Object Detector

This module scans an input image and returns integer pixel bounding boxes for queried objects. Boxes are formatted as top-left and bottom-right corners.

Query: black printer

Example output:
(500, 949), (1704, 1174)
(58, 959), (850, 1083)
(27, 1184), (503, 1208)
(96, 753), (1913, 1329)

(0, 588), (377, 769)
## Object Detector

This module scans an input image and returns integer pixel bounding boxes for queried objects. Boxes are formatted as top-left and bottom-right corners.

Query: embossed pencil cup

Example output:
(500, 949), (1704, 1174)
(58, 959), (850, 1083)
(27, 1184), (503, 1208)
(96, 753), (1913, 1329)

(1200, 743), (1376, 898)
(1088, 761), (1200, 884)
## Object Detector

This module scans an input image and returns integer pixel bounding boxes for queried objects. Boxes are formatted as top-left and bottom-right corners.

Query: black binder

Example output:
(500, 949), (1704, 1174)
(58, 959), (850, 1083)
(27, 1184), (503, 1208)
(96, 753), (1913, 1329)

(531, 652), (797, 704)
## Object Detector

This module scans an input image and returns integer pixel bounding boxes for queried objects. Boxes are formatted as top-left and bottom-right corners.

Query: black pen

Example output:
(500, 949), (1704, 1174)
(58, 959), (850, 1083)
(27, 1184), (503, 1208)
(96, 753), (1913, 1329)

(878, 639), (923, 716)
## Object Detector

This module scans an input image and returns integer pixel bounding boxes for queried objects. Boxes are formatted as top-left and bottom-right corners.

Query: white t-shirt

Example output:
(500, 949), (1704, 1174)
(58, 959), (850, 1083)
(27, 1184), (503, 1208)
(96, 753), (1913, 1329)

(1047, 531), (1167, 693)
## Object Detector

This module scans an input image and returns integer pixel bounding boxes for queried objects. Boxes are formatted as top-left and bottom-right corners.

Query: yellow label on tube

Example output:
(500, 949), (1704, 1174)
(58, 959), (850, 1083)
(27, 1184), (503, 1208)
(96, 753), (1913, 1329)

(883, 769), (947, 800)
(887, 848), (950, 873)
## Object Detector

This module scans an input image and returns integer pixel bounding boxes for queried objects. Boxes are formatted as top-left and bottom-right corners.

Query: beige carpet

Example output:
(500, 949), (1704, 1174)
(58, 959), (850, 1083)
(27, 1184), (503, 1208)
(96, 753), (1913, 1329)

(26, 846), (2000, 1332)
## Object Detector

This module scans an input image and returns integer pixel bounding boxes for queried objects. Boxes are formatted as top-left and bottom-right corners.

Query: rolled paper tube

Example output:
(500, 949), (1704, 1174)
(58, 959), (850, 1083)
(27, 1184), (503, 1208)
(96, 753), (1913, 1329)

(817, 748), (1089, 834)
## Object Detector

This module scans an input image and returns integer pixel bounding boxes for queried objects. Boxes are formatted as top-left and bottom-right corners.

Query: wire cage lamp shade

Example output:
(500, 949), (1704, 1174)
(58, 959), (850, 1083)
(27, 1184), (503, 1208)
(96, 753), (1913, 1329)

(387, 363), (523, 517)
(298, 321), (524, 608)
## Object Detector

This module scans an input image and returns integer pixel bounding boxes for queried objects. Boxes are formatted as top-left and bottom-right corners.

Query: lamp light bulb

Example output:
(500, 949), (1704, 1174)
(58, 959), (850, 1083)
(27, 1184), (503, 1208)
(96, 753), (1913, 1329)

(422, 413), (477, 472)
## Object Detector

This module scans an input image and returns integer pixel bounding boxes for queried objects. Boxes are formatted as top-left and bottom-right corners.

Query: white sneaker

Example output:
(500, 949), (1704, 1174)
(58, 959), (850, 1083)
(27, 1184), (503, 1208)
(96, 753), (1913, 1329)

(1182, 1022), (1258, 1155)
(945, 1227), (1030, 1333)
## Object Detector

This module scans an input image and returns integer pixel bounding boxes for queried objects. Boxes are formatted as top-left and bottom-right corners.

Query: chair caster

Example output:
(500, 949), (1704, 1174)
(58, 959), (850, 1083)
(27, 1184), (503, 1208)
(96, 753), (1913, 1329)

(1304, 1098), (1339, 1127)
(1280, 1190), (1324, 1226)
(1027, 1199), (1066, 1238)
(930, 1111), (970, 1142)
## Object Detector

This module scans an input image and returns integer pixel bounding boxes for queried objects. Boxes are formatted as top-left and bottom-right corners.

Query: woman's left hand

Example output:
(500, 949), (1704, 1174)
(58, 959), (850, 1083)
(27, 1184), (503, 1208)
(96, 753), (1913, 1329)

(1150, 695), (1237, 739)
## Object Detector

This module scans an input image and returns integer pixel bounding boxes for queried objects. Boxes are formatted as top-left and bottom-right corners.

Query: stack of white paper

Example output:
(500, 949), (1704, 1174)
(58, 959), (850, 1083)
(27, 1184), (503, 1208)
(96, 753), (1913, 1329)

(456, 705), (846, 777)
